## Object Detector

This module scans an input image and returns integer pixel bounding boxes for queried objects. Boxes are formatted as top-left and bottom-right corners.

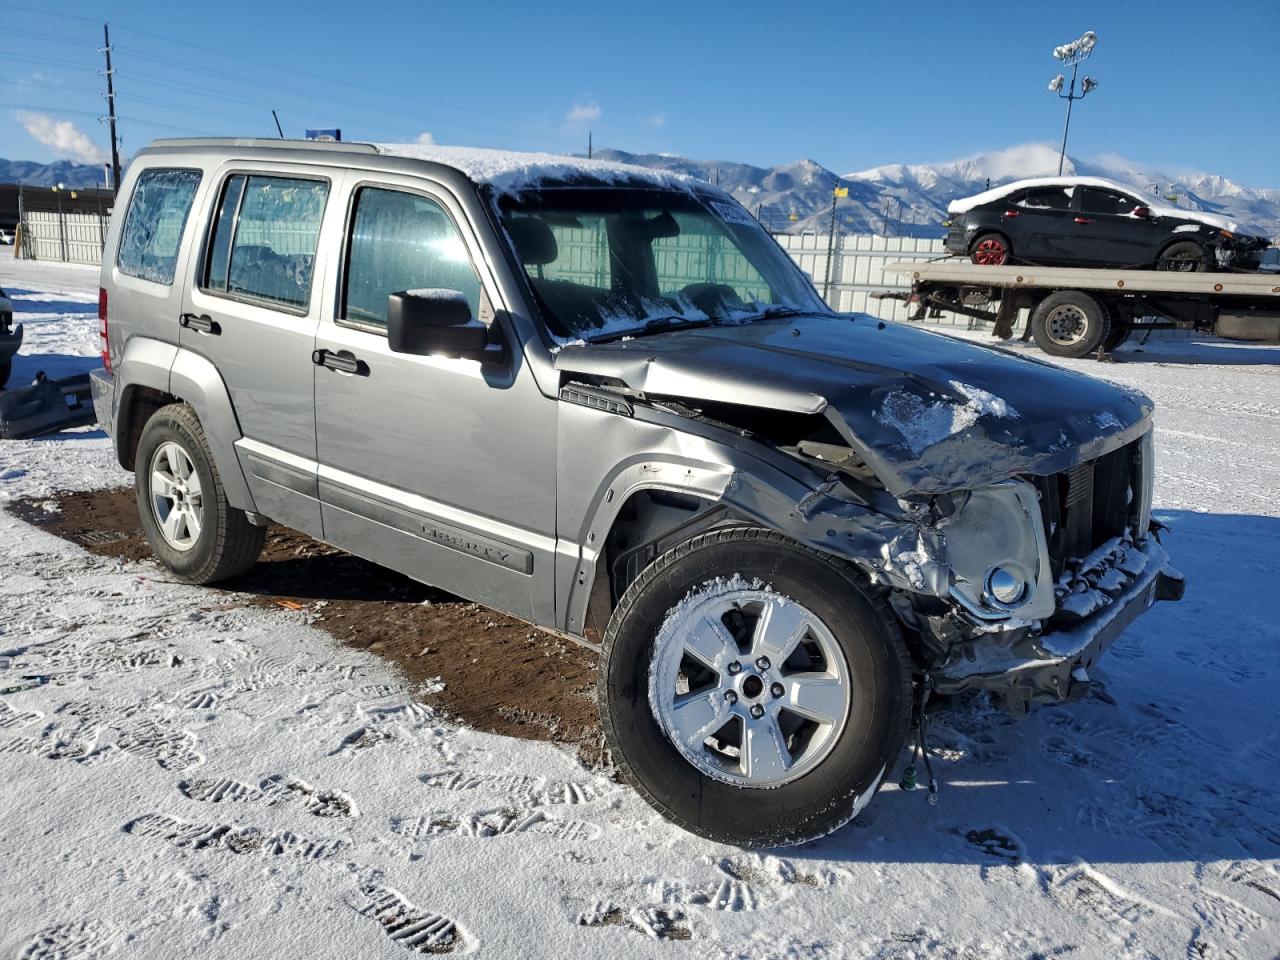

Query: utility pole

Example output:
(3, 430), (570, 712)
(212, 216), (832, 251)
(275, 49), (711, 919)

(102, 23), (122, 195)
(587, 130), (592, 159)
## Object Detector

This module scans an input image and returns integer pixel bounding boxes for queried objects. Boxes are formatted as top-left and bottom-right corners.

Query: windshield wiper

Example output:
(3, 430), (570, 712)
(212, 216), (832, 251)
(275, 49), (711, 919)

(589, 315), (721, 343)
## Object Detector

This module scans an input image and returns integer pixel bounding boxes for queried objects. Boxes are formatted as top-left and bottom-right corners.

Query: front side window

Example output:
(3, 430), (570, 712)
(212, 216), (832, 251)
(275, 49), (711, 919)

(1016, 187), (1072, 211)
(117, 168), (202, 284)
(343, 187), (482, 329)
(204, 174), (328, 310)
(1080, 188), (1139, 216)
(500, 189), (825, 341)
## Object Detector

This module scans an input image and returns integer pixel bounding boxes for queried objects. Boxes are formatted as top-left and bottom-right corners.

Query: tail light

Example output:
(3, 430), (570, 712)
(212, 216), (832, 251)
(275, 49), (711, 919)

(98, 287), (111, 373)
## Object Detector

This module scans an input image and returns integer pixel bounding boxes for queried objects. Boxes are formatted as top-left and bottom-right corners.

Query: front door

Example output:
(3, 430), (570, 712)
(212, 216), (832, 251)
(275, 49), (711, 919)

(1074, 187), (1157, 267)
(180, 165), (340, 538)
(312, 178), (557, 620)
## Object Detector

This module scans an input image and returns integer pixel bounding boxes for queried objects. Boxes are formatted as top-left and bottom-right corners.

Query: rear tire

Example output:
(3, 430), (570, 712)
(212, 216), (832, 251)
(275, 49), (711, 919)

(1156, 240), (1211, 272)
(135, 403), (265, 584)
(598, 526), (912, 847)
(1103, 322), (1131, 352)
(1030, 291), (1111, 358)
(970, 232), (1012, 266)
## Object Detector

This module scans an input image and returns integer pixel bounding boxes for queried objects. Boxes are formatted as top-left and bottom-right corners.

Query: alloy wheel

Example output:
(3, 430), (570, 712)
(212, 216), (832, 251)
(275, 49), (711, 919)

(648, 581), (852, 788)
(149, 440), (204, 551)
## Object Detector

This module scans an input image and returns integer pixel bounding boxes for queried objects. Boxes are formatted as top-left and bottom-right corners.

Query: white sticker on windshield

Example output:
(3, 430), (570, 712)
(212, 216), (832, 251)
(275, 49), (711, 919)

(710, 201), (757, 226)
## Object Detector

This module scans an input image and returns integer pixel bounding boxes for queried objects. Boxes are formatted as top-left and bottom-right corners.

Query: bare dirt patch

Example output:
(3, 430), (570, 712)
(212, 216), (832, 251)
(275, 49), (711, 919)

(9, 488), (604, 763)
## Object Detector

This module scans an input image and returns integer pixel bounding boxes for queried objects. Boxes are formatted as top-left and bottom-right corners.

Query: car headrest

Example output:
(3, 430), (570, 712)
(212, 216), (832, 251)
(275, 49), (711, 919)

(506, 217), (558, 266)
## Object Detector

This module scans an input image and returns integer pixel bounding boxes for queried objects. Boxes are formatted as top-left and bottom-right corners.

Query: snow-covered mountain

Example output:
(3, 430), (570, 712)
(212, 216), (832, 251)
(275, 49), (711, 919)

(5, 143), (1277, 238)
(600, 142), (1280, 239)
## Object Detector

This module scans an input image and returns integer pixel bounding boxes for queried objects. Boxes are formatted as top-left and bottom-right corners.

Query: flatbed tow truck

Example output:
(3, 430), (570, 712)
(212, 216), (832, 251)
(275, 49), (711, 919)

(879, 260), (1280, 358)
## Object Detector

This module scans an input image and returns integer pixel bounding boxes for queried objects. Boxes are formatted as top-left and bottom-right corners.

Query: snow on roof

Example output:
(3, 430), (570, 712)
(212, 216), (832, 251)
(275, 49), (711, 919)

(374, 143), (695, 194)
(947, 175), (1239, 231)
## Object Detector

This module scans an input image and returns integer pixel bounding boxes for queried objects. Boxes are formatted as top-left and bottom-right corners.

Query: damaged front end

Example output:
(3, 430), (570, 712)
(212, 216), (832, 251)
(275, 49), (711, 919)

(554, 315), (1183, 714)
(730, 425), (1184, 716)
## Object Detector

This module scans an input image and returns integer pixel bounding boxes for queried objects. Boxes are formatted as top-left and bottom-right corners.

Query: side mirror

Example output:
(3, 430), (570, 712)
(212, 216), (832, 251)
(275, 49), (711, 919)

(1132, 206), (1151, 219)
(386, 290), (496, 361)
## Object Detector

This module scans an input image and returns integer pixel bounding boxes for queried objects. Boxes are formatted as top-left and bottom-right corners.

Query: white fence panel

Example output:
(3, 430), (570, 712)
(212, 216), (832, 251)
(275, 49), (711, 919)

(22, 210), (109, 266)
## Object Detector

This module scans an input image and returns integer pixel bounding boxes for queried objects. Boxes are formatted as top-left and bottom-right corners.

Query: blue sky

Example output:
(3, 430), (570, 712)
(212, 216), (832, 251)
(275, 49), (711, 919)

(2, 0), (1276, 185)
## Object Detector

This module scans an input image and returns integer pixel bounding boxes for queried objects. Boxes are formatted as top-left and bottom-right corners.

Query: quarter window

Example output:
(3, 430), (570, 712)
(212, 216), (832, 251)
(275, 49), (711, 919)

(204, 174), (328, 310)
(117, 168), (202, 285)
(343, 187), (482, 330)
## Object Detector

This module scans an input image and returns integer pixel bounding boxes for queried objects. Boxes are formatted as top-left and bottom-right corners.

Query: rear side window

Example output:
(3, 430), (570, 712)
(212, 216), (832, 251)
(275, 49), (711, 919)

(117, 168), (202, 285)
(343, 187), (482, 329)
(204, 174), (328, 311)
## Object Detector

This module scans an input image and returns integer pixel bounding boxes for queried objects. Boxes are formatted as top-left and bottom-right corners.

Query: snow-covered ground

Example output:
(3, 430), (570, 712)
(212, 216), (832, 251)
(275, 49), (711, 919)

(1, 249), (1278, 960)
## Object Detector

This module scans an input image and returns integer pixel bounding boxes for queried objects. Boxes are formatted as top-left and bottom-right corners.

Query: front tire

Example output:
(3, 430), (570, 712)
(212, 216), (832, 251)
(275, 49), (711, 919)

(1030, 290), (1111, 358)
(1156, 240), (1211, 272)
(135, 403), (265, 584)
(598, 527), (912, 847)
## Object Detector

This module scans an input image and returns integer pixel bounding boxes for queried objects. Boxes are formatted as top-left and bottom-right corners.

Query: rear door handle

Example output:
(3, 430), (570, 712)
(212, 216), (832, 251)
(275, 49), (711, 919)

(180, 313), (220, 335)
(312, 348), (367, 376)
(1074, 217), (1094, 224)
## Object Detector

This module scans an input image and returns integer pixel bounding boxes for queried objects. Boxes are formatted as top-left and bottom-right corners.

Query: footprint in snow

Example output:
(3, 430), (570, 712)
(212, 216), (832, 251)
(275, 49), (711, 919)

(17, 917), (117, 960)
(123, 812), (347, 860)
(418, 770), (606, 807)
(178, 774), (358, 817)
(348, 882), (476, 955)
(391, 808), (602, 842)
(575, 900), (692, 942)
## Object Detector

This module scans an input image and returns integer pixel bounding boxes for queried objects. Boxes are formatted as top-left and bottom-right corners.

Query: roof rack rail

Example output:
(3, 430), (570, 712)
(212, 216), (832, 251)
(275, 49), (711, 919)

(146, 137), (378, 153)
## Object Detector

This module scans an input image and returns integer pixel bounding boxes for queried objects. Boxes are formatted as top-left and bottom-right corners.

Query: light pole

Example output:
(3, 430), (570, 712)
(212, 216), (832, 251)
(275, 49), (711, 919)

(1048, 30), (1099, 176)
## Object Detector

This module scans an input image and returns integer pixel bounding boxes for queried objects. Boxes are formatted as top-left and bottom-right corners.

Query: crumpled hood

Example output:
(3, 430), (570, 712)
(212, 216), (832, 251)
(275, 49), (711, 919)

(554, 314), (1152, 497)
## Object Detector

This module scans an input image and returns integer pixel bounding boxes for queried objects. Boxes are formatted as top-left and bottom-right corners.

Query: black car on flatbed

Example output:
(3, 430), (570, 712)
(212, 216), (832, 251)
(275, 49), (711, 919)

(945, 176), (1269, 273)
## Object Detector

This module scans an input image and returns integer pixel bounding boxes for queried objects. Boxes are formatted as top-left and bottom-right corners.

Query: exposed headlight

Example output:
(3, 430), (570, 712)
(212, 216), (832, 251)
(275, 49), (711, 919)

(984, 565), (1028, 607)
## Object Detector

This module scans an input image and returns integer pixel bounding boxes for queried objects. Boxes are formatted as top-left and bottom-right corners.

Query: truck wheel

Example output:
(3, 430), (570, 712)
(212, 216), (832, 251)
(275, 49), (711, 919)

(598, 526), (912, 847)
(1030, 291), (1111, 358)
(1156, 240), (1211, 272)
(970, 233), (1011, 266)
(135, 403), (265, 584)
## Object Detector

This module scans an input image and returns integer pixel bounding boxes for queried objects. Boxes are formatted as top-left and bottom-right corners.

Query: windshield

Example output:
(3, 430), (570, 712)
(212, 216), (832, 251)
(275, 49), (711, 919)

(498, 188), (828, 341)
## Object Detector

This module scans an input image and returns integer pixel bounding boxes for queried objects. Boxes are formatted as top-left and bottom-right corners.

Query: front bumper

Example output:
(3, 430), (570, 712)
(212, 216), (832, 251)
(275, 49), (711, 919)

(89, 366), (114, 433)
(932, 535), (1183, 710)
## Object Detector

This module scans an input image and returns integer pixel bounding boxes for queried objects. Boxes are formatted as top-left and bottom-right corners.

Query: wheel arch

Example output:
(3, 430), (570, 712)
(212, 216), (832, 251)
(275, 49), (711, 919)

(113, 337), (257, 513)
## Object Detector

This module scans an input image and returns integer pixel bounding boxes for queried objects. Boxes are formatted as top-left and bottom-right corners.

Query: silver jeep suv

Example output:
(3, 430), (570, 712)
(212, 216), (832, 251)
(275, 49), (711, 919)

(90, 138), (1183, 846)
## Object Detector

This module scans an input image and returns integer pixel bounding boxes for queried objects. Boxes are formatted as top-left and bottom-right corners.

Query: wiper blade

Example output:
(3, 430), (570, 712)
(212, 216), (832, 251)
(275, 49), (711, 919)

(589, 315), (719, 343)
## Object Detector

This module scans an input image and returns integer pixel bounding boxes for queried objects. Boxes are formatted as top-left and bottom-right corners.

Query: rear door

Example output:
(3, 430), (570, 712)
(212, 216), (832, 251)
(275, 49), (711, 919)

(1007, 186), (1076, 262)
(179, 164), (342, 538)
(1074, 187), (1156, 267)
(311, 175), (557, 621)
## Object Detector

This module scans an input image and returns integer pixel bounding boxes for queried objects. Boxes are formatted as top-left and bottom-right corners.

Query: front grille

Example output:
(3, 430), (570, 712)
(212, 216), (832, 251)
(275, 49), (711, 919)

(1034, 440), (1140, 578)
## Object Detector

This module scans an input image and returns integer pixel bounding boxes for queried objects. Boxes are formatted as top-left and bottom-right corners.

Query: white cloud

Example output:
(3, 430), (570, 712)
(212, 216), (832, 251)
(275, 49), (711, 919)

(645, 113), (667, 128)
(416, 132), (436, 145)
(16, 110), (108, 165)
(565, 101), (602, 125)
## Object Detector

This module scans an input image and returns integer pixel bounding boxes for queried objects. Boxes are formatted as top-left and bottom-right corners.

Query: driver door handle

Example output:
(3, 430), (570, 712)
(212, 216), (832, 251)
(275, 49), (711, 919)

(312, 348), (367, 376)
(180, 313), (220, 335)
